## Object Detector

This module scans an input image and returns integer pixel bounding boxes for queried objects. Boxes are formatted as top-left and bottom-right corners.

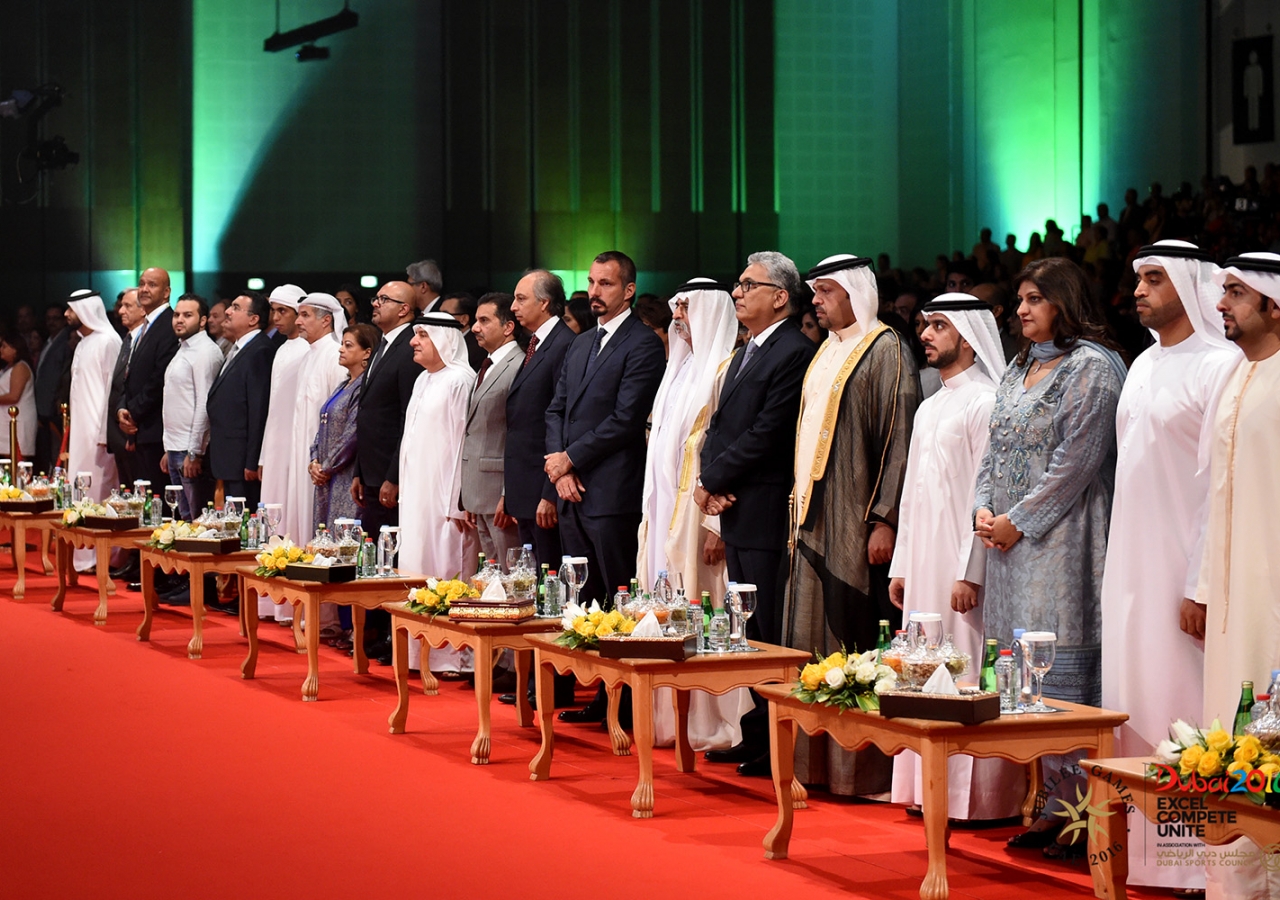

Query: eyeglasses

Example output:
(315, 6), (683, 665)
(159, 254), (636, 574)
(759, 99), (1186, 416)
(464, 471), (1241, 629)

(732, 279), (782, 294)
(372, 295), (407, 306)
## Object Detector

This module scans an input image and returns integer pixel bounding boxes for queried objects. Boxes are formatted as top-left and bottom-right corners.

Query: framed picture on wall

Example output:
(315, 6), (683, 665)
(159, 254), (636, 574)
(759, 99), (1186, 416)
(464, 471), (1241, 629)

(1233, 35), (1275, 145)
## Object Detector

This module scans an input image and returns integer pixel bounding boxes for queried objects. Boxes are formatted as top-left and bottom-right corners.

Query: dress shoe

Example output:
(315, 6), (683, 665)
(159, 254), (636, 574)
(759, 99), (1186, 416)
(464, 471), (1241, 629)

(206, 596), (239, 616)
(558, 705), (605, 724)
(704, 741), (758, 764)
(490, 670), (518, 692)
(127, 582), (143, 593)
(110, 563), (140, 581)
(498, 693), (518, 706)
(366, 634), (393, 665)
(158, 588), (191, 607)
(736, 752), (772, 778)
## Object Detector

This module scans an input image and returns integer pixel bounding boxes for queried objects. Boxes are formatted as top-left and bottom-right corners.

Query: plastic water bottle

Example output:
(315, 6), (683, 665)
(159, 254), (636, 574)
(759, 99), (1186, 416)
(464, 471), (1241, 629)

(543, 571), (563, 617)
(654, 570), (673, 605)
(688, 596), (704, 651)
(708, 611), (731, 652)
(360, 537), (376, 577)
(518, 543), (535, 572)
(352, 518), (364, 546)
(996, 649), (1019, 713)
(1252, 694), (1272, 722)
(245, 514), (258, 549)
(1012, 628), (1031, 709)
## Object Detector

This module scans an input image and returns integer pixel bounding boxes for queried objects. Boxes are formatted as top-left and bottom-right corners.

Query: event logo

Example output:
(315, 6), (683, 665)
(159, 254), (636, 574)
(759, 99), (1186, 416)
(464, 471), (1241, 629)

(1049, 784), (1115, 846)
(1150, 762), (1280, 795)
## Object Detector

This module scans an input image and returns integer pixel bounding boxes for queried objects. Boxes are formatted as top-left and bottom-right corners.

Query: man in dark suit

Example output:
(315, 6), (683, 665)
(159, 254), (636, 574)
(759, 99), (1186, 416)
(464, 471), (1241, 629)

(205, 291), (277, 507)
(350, 280), (423, 662)
(695, 250), (817, 775)
(106, 289), (144, 488)
(34, 302), (73, 474)
(116, 267), (180, 489)
(503, 270), (574, 569)
(545, 251), (666, 723)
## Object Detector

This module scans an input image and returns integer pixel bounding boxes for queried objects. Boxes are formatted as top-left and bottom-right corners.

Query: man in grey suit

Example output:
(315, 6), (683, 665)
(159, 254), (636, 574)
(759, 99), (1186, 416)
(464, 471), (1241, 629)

(459, 292), (524, 562)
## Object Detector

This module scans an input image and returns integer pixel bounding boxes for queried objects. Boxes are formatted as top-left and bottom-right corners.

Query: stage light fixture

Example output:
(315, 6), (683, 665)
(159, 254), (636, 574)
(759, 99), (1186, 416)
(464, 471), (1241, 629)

(263, 3), (357, 55)
(295, 44), (330, 62)
(359, 275), (378, 288)
(247, 277), (265, 290)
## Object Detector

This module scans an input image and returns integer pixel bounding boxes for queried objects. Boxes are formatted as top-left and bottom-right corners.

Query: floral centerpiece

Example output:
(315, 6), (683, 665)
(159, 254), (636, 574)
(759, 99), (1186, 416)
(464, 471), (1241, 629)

(146, 521), (219, 551)
(253, 536), (313, 577)
(62, 501), (109, 525)
(1150, 718), (1280, 804)
(405, 578), (478, 617)
(0, 485), (32, 501)
(792, 648), (898, 712)
(554, 600), (637, 650)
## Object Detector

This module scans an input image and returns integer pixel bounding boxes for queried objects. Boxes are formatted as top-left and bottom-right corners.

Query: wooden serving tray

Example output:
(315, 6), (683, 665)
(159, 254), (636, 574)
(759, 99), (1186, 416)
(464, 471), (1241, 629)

(282, 563), (357, 583)
(173, 536), (242, 554)
(878, 688), (1001, 724)
(80, 515), (140, 531)
(448, 601), (537, 623)
(597, 634), (698, 661)
(0, 498), (56, 513)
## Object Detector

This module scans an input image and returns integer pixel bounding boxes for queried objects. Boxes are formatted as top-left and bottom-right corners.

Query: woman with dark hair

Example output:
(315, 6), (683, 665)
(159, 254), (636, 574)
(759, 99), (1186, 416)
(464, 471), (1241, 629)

(309, 323), (378, 530)
(797, 303), (827, 345)
(335, 283), (373, 325)
(973, 257), (1125, 856)
(0, 331), (37, 457)
(562, 294), (595, 334)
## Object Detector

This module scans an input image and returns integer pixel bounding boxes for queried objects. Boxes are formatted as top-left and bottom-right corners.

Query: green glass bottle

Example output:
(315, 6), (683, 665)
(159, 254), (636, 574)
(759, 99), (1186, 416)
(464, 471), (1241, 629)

(1235, 681), (1257, 737)
(979, 638), (1000, 693)
(876, 619), (892, 655)
(700, 591), (714, 649)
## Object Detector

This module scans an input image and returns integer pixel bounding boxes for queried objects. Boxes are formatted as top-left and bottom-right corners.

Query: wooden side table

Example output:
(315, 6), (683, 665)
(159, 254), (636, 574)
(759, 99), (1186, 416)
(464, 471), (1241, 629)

(0, 509), (59, 599)
(1085, 757), (1280, 900)
(49, 523), (154, 625)
(383, 603), (563, 764)
(756, 683), (1128, 900)
(238, 568), (423, 702)
(135, 544), (262, 658)
(526, 634), (811, 818)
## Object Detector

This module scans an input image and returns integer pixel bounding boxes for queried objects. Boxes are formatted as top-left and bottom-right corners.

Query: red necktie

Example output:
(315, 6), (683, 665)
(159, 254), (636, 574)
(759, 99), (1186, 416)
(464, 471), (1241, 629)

(475, 356), (492, 387)
(522, 333), (539, 368)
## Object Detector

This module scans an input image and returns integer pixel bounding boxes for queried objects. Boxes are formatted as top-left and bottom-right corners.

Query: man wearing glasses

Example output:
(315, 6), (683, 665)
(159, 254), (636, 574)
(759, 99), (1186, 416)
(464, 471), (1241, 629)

(694, 251), (817, 776)
(351, 280), (423, 663)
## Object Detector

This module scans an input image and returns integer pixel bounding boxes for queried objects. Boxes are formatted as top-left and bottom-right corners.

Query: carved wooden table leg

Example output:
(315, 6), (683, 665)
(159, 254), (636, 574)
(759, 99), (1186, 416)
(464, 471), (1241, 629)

(187, 561), (206, 659)
(764, 704), (797, 859)
(40, 528), (52, 574)
(471, 634), (494, 765)
(50, 535), (68, 612)
(513, 648), (533, 727)
(528, 651), (556, 781)
(673, 688), (695, 773)
(605, 682), (631, 757)
(388, 619), (410, 734)
(351, 605), (369, 674)
(630, 673), (656, 818)
(93, 538), (112, 625)
(237, 574), (247, 637)
(918, 737), (951, 900)
(291, 607), (305, 653)
(241, 583), (260, 679)
(136, 556), (156, 641)
(300, 595), (320, 701)
(1023, 757), (1044, 825)
(420, 639), (439, 695)
(13, 519), (27, 599)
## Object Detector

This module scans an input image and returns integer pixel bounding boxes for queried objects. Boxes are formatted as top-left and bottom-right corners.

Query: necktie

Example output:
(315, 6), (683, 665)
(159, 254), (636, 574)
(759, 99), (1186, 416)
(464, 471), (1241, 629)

(522, 333), (539, 368)
(588, 327), (606, 367)
(118, 332), (133, 374)
(219, 344), (239, 377)
(368, 336), (389, 375)
(475, 356), (492, 388)
(736, 339), (758, 379)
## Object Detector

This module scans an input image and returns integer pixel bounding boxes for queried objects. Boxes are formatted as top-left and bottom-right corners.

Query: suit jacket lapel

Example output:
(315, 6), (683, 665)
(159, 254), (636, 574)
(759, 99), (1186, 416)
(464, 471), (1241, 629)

(466, 346), (519, 427)
(211, 332), (255, 394)
(569, 316), (632, 410)
(718, 324), (783, 406)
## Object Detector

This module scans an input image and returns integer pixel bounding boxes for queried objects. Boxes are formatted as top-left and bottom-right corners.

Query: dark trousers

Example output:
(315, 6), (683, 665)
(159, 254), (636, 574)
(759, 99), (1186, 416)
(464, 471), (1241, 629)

(113, 448), (139, 490)
(36, 417), (61, 475)
(356, 496), (399, 636)
(135, 440), (165, 491)
(218, 478), (261, 509)
(726, 542), (787, 749)
(516, 517), (562, 571)
(555, 503), (640, 607)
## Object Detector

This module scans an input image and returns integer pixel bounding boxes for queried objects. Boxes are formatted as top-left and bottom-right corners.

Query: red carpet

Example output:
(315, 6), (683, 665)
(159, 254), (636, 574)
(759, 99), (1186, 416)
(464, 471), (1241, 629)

(0, 562), (1161, 900)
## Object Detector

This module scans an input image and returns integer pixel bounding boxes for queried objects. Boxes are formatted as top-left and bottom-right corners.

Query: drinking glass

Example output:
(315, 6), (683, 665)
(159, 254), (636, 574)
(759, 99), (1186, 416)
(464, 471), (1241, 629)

(569, 557), (589, 605)
(164, 484), (182, 521)
(75, 471), (92, 503)
(262, 503), (283, 539)
(1019, 631), (1058, 713)
(726, 583), (757, 651)
(708, 612), (731, 652)
(17, 461), (33, 489)
(224, 496), (244, 524)
(910, 611), (944, 652)
(377, 526), (401, 575)
(506, 546), (523, 574)
(560, 556), (579, 606)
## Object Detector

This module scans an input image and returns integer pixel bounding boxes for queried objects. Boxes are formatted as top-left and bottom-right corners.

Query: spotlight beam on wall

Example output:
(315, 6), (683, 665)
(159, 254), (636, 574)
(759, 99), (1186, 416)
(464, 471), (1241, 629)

(263, 7), (358, 54)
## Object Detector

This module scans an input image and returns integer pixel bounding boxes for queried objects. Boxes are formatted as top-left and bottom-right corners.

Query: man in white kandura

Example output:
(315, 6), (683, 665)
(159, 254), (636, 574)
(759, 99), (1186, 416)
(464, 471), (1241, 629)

(1100, 241), (1238, 893)
(400, 312), (479, 674)
(636, 279), (752, 751)
(1198, 252), (1280, 900)
(889, 292), (1024, 820)
(289, 293), (348, 636)
(257, 283), (308, 624)
(65, 289), (123, 571)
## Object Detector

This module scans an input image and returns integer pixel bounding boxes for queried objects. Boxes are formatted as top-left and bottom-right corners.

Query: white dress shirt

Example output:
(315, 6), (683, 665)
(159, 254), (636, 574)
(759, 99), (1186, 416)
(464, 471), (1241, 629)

(163, 330), (225, 455)
(594, 306), (631, 351)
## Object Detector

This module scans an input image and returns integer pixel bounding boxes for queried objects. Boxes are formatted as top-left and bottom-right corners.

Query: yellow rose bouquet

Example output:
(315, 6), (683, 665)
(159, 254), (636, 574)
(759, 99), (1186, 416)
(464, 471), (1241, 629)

(253, 536), (314, 577)
(146, 521), (217, 551)
(62, 501), (109, 526)
(405, 577), (479, 617)
(0, 485), (29, 501)
(791, 647), (897, 712)
(1150, 718), (1280, 805)
(553, 599), (637, 650)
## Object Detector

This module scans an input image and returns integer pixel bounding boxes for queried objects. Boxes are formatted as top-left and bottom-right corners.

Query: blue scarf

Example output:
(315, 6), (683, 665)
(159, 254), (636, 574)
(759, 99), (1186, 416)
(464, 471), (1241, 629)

(1027, 340), (1127, 385)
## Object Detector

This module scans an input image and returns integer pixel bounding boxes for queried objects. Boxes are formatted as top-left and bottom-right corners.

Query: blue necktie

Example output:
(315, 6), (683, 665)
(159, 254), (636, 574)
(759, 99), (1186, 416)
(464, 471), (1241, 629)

(588, 327), (605, 367)
(736, 340), (758, 379)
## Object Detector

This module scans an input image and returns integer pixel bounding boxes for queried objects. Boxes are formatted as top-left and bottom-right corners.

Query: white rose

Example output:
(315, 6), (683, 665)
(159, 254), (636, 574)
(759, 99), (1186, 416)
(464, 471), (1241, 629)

(1154, 740), (1183, 765)
(874, 677), (894, 695)
(824, 667), (846, 689)
(158, 528), (174, 545)
(855, 662), (877, 685)
(1170, 719), (1199, 747)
